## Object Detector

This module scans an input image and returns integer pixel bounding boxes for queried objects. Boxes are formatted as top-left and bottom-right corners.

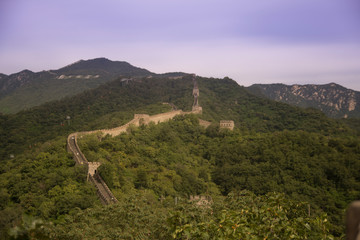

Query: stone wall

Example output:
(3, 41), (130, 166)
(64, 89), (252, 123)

(65, 75), (227, 205)
(199, 119), (211, 128)
(76, 110), (194, 138)
(147, 110), (184, 125)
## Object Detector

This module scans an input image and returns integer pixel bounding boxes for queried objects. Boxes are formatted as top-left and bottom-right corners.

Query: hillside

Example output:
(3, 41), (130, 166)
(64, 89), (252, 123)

(77, 114), (358, 235)
(248, 83), (360, 118)
(0, 73), (7, 80)
(0, 70), (35, 98)
(0, 75), (349, 160)
(54, 58), (151, 76)
(0, 58), (186, 114)
(1, 113), (358, 238)
(1, 74), (359, 238)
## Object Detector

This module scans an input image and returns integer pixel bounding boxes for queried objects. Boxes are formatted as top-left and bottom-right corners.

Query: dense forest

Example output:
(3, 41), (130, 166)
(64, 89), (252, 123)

(0, 75), (348, 159)
(0, 75), (359, 239)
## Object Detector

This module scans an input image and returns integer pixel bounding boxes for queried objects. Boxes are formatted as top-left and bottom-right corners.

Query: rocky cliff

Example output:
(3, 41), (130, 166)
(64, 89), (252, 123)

(248, 83), (359, 118)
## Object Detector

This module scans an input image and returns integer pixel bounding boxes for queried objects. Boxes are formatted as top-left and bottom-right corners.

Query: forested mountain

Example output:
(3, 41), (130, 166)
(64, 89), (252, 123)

(0, 58), (185, 114)
(0, 75), (347, 160)
(0, 74), (358, 238)
(54, 58), (151, 76)
(0, 70), (35, 98)
(248, 83), (360, 118)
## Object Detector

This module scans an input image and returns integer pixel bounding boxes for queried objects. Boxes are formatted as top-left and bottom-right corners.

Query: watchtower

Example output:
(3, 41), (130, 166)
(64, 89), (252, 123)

(88, 162), (102, 176)
(220, 120), (234, 130)
(192, 74), (202, 113)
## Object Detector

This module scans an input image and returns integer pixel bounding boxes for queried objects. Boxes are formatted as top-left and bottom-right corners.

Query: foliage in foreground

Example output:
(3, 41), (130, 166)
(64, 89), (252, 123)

(2, 114), (349, 239)
(0, 138), (98, 239)
(169, 191), (334, 240)
(21, 190), (334, 240)
(77, 114), (359, 236)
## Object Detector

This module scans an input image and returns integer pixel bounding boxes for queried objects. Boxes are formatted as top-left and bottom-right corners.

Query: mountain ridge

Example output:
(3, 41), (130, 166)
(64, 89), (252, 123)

(0, 58), (186, 114)
(0, 70), (35, 96)
(247, 82), (360, 118)
(0, 74), (350, 160)
(0, 74), (357, 237)
(2, 57), (358, 118)
(54, 57), (152, 76)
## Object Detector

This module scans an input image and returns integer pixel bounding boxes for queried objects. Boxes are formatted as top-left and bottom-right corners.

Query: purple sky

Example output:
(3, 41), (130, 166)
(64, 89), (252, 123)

(1, 0), (360, 90)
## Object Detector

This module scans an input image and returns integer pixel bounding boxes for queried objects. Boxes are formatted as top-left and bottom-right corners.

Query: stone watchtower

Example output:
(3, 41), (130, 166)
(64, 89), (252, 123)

(220, 120), (234, 130)
(192, 74), (202, 113)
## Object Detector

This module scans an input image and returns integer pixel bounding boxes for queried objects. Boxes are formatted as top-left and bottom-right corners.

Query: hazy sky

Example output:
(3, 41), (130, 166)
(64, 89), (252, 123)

(1, 0), (360, 90)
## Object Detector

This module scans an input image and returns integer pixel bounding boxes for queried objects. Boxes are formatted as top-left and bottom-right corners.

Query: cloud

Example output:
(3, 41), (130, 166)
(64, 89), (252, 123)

(1, 0), (359, 91)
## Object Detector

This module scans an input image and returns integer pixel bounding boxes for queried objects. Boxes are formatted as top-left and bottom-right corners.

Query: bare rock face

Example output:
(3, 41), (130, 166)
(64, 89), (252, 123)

(248, 83), (360, 118)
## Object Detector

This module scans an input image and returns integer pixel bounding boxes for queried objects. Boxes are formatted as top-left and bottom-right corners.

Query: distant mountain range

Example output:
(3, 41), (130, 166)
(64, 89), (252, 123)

(0, 58), (186, 114)
(1, 57), (359, 119)
(247, 83), (360, 118)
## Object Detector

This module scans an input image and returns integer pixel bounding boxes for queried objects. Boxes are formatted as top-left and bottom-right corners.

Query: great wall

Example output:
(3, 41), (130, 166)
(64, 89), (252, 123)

(65, 75), (360, 238)
(67, 74), (232, 205)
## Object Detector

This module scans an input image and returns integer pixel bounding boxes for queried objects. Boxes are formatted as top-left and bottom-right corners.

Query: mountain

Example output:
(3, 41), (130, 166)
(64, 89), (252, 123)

(0, 70), (35, 97)
(0, 74), (357, 237)
(54, 58), (151, 76)
(247, 83), (360, 118)
(0, 58), (186, 114)
(0, 73), (8, 87)
(0, 74), (349, 160)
